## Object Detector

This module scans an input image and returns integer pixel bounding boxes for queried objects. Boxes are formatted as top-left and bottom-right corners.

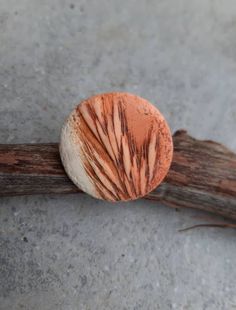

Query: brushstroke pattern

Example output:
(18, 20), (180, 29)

(64, 93), (173, 201)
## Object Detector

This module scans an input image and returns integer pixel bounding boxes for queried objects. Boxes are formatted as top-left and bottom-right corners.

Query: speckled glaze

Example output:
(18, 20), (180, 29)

(60, 92), (173, 201)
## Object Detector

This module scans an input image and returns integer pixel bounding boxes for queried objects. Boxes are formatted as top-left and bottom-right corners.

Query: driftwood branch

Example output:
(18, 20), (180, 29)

(0, 130), (236, 220)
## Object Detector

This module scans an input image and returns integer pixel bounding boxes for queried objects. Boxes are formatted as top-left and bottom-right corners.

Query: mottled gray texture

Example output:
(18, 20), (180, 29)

(0, 0), (236, 309)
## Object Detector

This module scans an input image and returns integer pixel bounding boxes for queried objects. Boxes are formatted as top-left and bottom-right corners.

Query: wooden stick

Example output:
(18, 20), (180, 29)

(1, 130), (236, 220)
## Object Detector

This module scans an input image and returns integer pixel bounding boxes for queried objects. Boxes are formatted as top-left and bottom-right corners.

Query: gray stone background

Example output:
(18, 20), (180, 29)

(0, 0), (236, 309)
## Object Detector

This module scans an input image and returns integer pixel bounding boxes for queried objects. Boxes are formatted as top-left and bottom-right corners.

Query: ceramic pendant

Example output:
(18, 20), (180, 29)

(60, 92), (173, 201)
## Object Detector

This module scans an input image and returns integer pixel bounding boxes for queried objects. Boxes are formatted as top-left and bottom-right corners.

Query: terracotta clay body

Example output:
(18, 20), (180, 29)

(60, 92), (173, 201)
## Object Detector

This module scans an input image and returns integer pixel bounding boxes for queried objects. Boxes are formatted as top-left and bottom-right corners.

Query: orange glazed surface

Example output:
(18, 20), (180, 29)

(60, 92), (173, 201)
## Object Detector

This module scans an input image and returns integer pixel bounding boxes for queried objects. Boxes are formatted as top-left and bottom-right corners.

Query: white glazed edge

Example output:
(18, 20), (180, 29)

(59, 114), (98, 199)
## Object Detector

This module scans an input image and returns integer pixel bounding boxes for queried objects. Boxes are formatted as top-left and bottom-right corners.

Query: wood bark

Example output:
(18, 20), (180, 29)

(0, 130), (236, 220)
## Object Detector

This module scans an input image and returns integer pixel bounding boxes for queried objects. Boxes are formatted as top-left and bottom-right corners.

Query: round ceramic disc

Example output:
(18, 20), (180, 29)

(60, 92), (173, 201)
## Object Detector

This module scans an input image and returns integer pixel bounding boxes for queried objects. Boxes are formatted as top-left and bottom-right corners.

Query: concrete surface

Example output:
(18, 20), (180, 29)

(0, 0), (236, 309)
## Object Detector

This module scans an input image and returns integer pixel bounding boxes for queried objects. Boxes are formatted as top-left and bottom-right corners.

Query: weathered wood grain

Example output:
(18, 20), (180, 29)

(0, 130), (236, 220)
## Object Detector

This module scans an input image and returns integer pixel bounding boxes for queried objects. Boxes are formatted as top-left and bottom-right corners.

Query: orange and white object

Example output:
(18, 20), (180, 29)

(60, 92), (173, 201)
